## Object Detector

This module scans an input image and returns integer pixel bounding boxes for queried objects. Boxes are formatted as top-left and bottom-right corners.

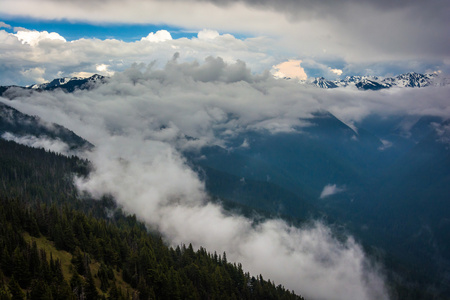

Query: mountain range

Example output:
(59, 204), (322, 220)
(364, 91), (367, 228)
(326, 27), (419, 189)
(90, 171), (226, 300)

(0, 74), (107, 98)
(304, 72), (449, 90)
(0, 72), (448, 98)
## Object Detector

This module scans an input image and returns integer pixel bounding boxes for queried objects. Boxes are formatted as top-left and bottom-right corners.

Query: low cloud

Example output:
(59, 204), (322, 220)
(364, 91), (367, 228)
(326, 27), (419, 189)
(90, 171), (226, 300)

(74, 138), (389, 300)
(378, 139), (393, 151)
(3, 58), (450, 300)
(431, 122), (450, 145)
(320, 184), (346, 199)
(1, 132), (70, 154)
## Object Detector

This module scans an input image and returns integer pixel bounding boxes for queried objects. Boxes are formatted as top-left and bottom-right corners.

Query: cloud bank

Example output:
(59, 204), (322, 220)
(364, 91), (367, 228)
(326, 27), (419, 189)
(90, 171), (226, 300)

(1, 0), (449, 78)
(3, 58), (450, 299)
(0, 27), (277, 85)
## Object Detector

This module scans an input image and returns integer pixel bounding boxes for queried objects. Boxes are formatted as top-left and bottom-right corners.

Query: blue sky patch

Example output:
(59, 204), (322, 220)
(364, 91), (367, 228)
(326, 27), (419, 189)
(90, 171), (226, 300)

(1, 17), (198, 41)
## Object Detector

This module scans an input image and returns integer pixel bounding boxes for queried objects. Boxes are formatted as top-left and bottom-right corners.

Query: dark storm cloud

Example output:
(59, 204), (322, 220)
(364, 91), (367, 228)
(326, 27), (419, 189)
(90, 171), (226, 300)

(198, 0), (442, 14)
(199, 0), (450, 58)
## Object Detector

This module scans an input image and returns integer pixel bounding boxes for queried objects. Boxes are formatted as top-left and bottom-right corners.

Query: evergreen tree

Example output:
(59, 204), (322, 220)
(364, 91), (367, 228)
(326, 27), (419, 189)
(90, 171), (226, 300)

(30, 278), (53, 300)
(7, 277), (24, 300)
(84, 267), (99, 300)
(70, 271), (85, 300)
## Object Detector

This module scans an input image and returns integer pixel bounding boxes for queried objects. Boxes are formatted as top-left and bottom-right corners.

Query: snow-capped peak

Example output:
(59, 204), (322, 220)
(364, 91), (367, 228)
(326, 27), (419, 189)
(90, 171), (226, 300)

(304, 72), (448, 90)
(28, 74), (107, 92)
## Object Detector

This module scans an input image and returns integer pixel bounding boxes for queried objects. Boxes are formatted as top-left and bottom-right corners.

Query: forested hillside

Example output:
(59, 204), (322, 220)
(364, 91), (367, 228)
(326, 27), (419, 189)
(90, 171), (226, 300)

(0, 139), (304, 300)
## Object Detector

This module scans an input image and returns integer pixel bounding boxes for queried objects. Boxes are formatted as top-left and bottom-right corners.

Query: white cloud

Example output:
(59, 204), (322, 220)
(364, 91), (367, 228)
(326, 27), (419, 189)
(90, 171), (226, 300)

(240, 138), (250, 148)
(331, 68), (343, 76)
(14, 29), (66, 46)
(20, 67), (46, 84)
(1, 18), (449, 87)
(197, 29), (220, 40)
(1, 132), (70, 154)
(431, 122), (450, 145)
(141, 30), (172, 42)
(0, 21), (11, 29)
(0, 27), (278, 86)
(70, 71), (96, 78)
(378, 139), (393, 151)
(320, 184), (345, 199)
(272, 59), (308, 80)
(95, 64), (115, 76)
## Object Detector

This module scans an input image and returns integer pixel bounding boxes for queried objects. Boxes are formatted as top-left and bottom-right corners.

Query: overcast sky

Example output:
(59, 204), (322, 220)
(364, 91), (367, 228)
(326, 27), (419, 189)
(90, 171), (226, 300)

(1, 0), (449, 85)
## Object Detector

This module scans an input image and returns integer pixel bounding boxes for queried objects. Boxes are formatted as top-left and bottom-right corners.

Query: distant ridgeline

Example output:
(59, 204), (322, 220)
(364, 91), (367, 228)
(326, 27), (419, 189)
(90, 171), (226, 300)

(300, 72), (449, 90)
(0, 74), (107, 98)
(0, 72), (448, 98)
(0, 102), (93, 152)
(0, 138), (305, 299)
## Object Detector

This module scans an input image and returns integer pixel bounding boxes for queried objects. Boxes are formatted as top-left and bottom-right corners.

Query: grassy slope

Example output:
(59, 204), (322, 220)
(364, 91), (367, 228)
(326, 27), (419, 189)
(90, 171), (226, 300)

(23, 232), (134, 297)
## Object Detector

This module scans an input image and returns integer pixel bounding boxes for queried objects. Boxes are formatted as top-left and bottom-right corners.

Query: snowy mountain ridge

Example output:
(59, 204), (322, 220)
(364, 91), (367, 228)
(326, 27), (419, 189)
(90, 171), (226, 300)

(28, 74), (106, 91)
(20, 72), (450, 91)
(303, 72), (449, 90)
(1, 72), (448, 97)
